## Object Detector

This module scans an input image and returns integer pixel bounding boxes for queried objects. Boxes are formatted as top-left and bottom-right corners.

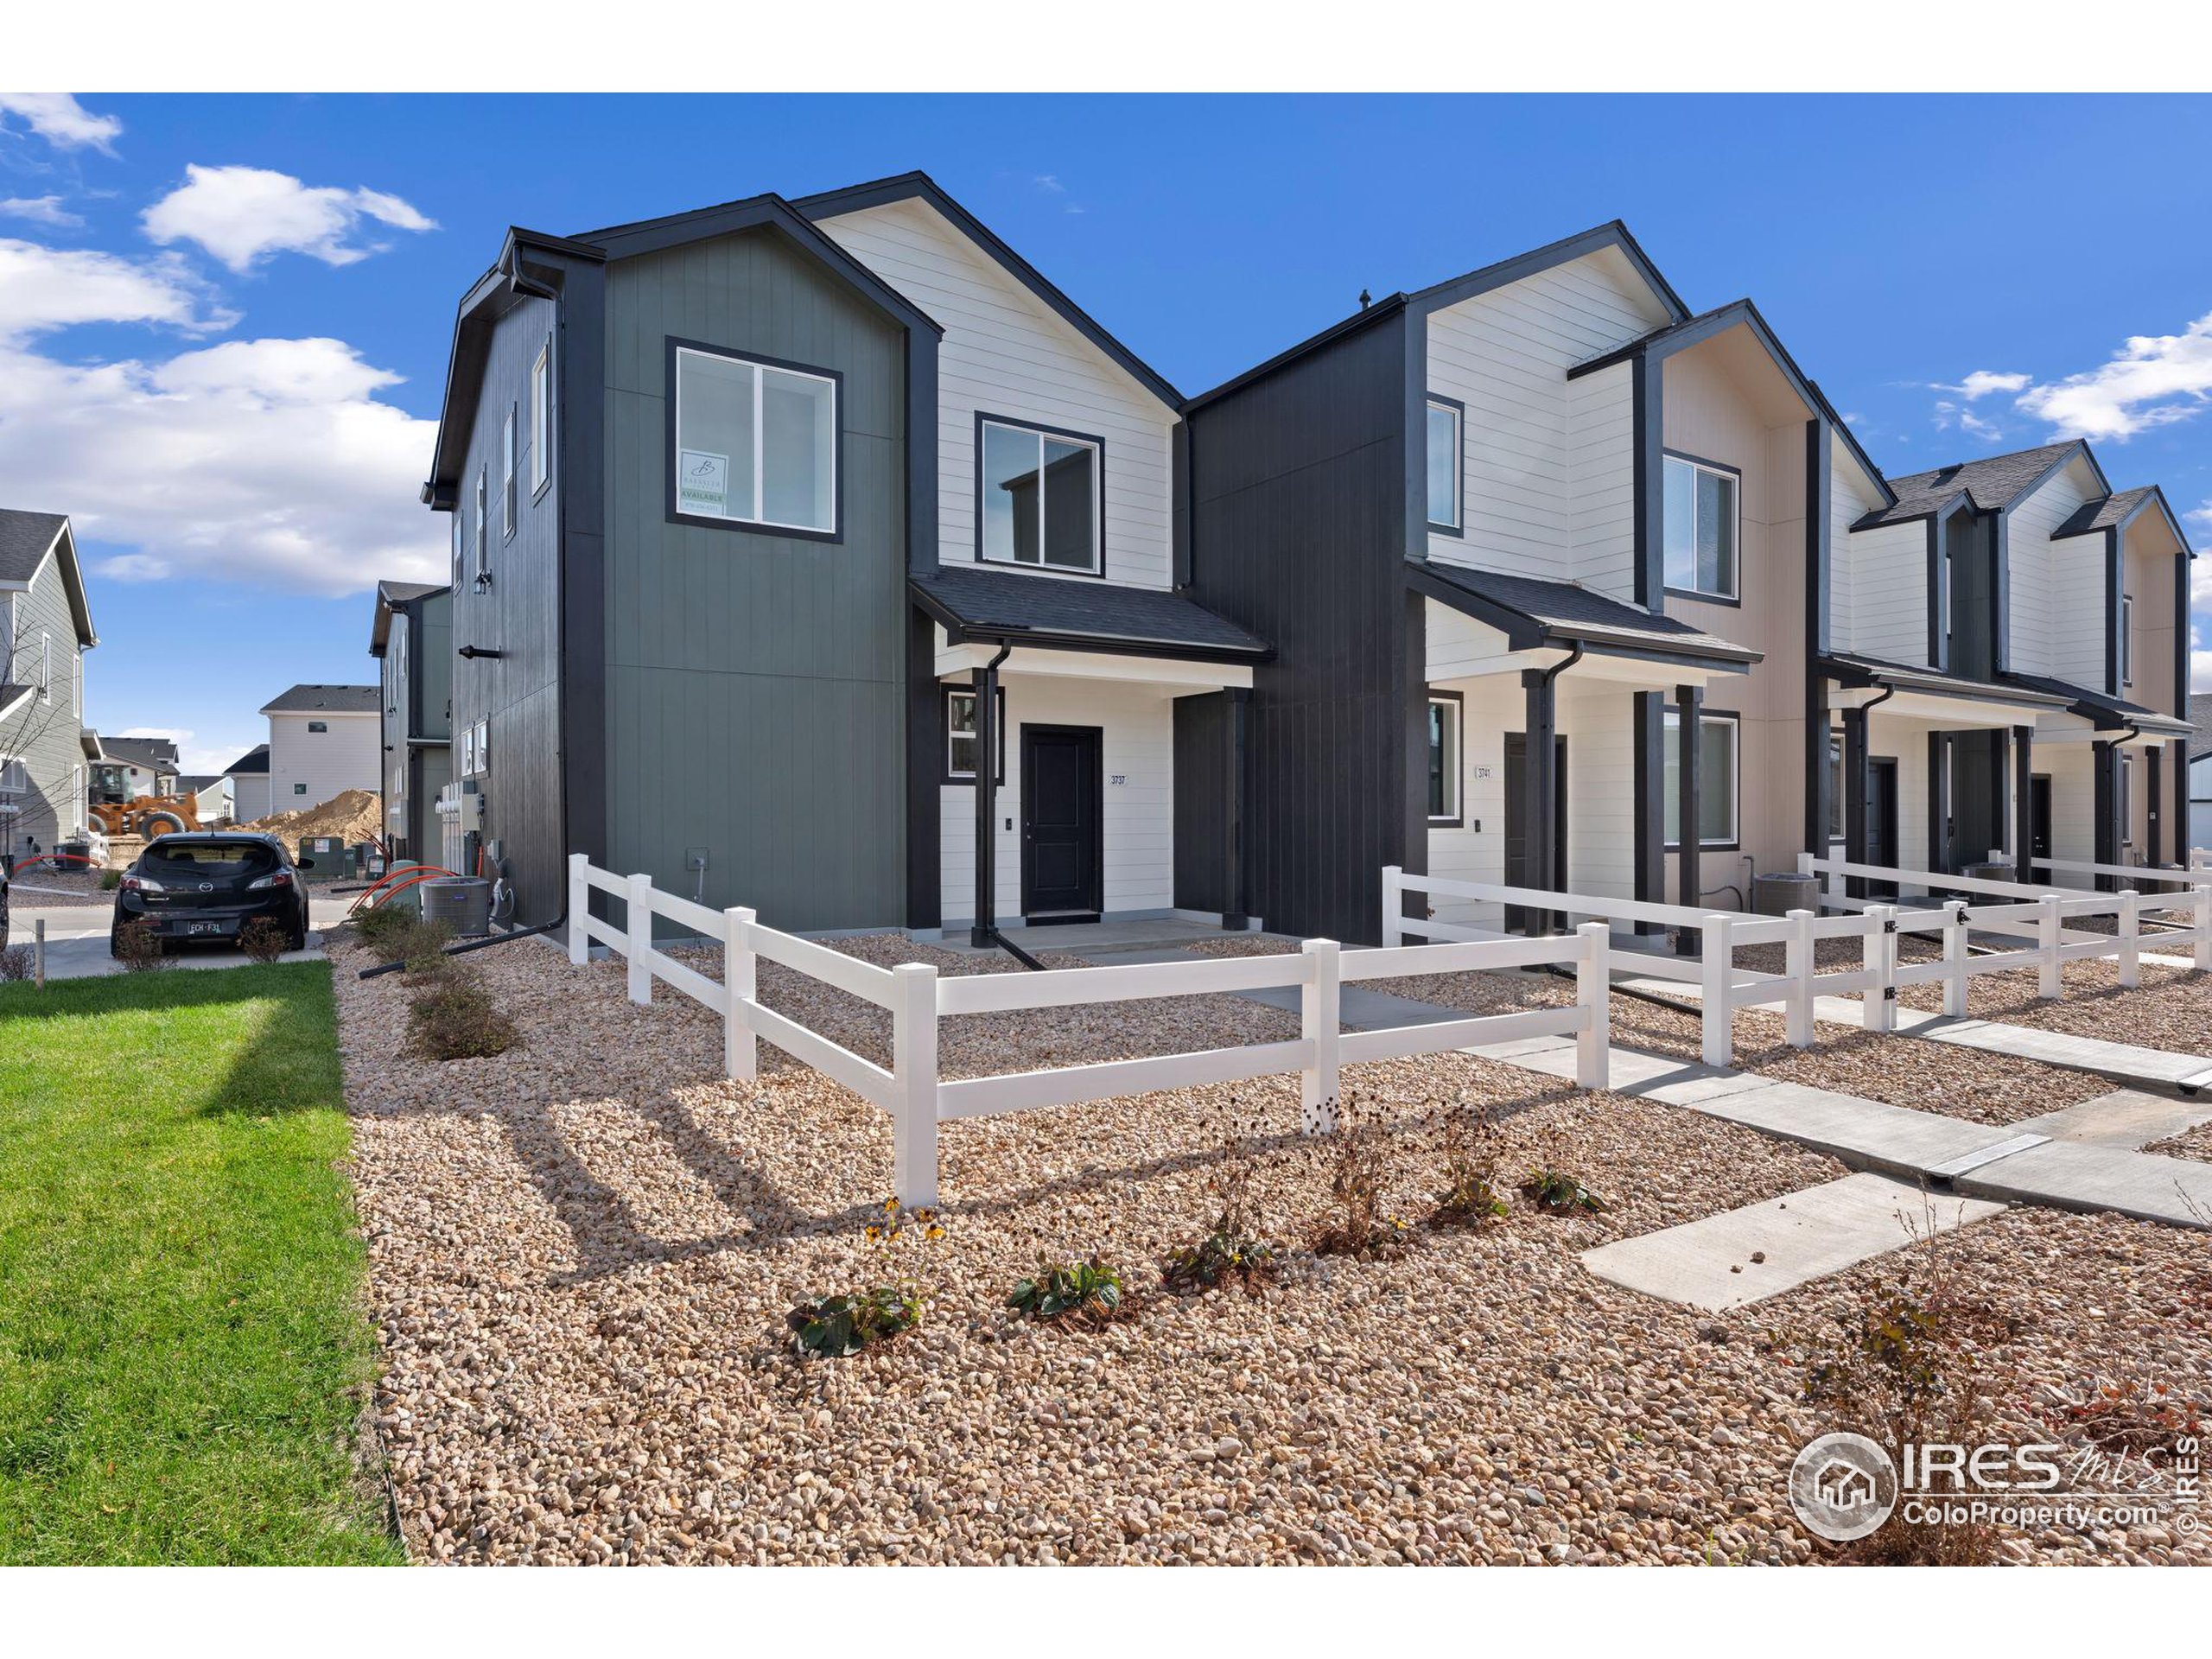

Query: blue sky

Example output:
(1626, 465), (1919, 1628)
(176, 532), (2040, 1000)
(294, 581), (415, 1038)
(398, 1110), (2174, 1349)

(3, 92), (2209, 775)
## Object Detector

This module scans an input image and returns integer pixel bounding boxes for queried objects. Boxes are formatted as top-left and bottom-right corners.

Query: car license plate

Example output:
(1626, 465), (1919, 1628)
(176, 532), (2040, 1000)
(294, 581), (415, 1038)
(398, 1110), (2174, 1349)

(181, 920), (225, 938)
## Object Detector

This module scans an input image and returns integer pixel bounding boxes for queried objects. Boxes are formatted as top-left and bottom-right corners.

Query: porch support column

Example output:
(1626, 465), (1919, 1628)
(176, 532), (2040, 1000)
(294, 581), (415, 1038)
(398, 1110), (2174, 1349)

(2147, 746), (2164, 873)
(1224, 687), (1251, 931)
(2093, 740), (2120, 892)
(1843, 702), (1872, 902)
(1675, 683), (1702, 955)
(1521, 666), (1559, 935)
(969, 653), (1003, 946)
(1631, 691), (1666, 935)
(1927, 732), (1951, 874)
(2177, 739), (2191, 867)
(2012, 725), (2035, 886)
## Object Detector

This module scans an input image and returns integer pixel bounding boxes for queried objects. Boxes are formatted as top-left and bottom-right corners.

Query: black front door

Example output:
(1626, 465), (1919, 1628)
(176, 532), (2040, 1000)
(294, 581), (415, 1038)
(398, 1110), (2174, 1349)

(1503, 732), (1569, 934)
(2031, 775), (2054, 860)
(1020, 725), (1102, 924)
(1866, 758), (1899, 898)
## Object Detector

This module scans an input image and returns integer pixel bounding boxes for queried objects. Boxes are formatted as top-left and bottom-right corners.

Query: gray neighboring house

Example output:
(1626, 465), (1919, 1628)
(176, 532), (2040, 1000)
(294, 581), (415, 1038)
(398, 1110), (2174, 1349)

(178, 773), (232, 824)
(223, 743), (272, 823)
(369, 580), (453, 862)
(2190, 691), (2211, 858)
(1, 509), (98, 861)
(86, 732), (181, 802)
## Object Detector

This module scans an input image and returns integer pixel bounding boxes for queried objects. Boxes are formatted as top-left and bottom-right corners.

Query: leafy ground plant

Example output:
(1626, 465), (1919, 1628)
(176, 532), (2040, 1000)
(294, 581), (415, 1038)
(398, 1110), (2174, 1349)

(1431, 1095), (1510, 1227)
(1307, 1094), (1410, 1260)
(98, 869), (121, 892)
(1520, 1166), (1607, 1214)
(405, 969), (518, 1061)
(1007, 1256), (1126, 1327)
(787, 1200), (942, 1358)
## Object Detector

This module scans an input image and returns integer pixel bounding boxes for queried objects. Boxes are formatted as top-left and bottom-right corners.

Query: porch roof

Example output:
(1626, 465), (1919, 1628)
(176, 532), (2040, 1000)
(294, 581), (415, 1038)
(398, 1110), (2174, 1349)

(910, 564), (1270, 665)
(1822, 652), (2075, 714)
(1412, 563), (1759, 671)
(1998, 671), (2196, 740)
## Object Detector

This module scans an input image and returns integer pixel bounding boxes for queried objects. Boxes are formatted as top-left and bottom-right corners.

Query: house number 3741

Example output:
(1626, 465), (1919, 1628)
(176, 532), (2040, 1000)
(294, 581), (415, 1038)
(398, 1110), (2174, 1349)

(1109, 774), (1127, 785)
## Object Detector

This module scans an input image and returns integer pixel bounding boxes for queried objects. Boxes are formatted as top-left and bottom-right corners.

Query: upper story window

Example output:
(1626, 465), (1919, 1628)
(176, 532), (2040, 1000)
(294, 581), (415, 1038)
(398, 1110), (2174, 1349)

(671, 341), (839, 537)
(38, 631), (52, 702)
(531, 338), (552, 496)
(2120, 593), (2133, 686)
(1427, 691), (1463, 823)
(978, 416), (1102, 574)
(451, 512), (463, 588)
(1426, 398), (1462, 534)
(501, 405), (518, 542)
(307, 721), (328, 734)
(1663, 454), (1739, 601)
(1662, 709), (1739, 849)
(474, 466), (488, 582)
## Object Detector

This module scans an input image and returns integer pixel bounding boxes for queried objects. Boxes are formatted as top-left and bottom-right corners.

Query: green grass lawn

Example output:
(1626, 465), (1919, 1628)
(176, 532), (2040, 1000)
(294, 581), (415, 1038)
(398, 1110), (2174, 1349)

(0, 963), (402, 1564)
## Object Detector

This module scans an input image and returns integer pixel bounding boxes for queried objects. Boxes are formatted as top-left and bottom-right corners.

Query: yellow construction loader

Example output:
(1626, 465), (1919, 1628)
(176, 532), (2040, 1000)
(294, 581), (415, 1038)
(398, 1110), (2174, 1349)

(89, 794), (203, 842)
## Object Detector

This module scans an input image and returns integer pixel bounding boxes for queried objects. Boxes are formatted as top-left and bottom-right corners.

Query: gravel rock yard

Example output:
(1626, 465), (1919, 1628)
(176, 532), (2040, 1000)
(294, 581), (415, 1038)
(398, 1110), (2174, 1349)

(1892, 958), (2212, 1055)
(4, 868), (114, 907)
(332, 929), (2210, 1566)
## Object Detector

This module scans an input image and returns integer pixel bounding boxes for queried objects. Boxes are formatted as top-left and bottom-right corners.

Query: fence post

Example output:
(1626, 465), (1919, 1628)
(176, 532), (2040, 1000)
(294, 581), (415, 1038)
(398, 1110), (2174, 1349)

(1380, 866), (1403, 948)
(1863, 905), (1896, 1034)
(1942, 900), (1969, 1019)
(890, 962), (940, 1208)
(2118, 888), (2139, 989)
(34, 917), (45, 989)
(626, 871), (653, 1005)
(1300, 938), (1342, 1135)
(567, 853), (589, 966)
(2196, 885), (2212, 974)
(2037, 893), (2063, 1000)
(1785, 907), (1815, 1048)
(722, 906), (757, 1081)
(1796, 851), (1813, 877)
(1574, 921), (1611, 1091)
(1700, 912), (1732, 1068)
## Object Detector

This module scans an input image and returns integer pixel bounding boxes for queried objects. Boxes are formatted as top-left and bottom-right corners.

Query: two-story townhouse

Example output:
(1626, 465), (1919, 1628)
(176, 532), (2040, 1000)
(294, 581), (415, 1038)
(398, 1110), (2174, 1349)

(1180, 229), (1896, 944)
(419, 174), (1265, 938)
(369, 580), (453, 862)
(1832, 440), (2194, 891)
(260, 684), (382, 811)
(0, 509), (98, 861)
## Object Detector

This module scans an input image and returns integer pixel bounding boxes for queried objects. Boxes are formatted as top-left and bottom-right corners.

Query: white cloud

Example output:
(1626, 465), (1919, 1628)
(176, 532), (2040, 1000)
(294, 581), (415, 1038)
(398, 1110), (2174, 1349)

(2186, 499), (2212, 527)
(1931, 397), (2002, 443)
(142, 164), (436, 273)
(113, 726), (245, 778)
(2008, 313), (2212, 442)
(1033, 175), (1065, 192)
(0, 93), (122, 154)
(1932, 370), (2030, 401)
(0, 237), (229, 339)
(0, 194), (83, 228)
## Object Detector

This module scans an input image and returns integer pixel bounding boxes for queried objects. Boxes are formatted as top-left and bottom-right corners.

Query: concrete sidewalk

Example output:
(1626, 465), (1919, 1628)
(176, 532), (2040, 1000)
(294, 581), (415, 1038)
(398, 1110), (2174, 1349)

(6, 895), (352, 980)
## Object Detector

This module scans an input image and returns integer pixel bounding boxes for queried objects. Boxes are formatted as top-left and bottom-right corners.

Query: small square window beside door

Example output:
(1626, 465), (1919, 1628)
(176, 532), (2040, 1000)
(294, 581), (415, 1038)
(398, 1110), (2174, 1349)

(1662, 711), (1740, 848)
(1427, 692), (1463, 823)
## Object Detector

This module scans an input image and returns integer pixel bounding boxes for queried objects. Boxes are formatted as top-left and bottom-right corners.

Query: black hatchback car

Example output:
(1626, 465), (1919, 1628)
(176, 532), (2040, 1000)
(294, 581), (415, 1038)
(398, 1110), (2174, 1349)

(110, 833), (314, 956)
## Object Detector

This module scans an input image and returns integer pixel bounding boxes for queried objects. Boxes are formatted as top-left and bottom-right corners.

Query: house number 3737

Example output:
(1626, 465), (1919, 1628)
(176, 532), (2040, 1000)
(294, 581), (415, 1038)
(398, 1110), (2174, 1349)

(1109, 774), (1127, 785)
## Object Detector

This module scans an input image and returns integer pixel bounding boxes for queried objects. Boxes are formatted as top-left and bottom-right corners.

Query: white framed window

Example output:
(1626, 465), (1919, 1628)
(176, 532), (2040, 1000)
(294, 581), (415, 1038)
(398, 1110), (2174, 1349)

(1827, 732), (1846, 842)
(474, 466), (488, 580)
(1426, 398), (1462, 533)
(943, 686), (1005, 783)
(1663, 454), (1739, 601)
(501, 405), (518, 541)
(293, 783), (308, 797)
(2120, 593), (2133, 686)
(531, 338), (552, 495)
(1, 594), (15, 677)
(977, 416), (1102, 573)
(451, 511), (464, 587)
(474, 718), (488, 772)
(671, 342), (838, 535)
(393, 627), (407, 713)
(1427, 691), (1463, 823)
(1662, 709), (1740, 849)
(0, 754), (25, 808)
(2119, 752), (2133, 845)
(307, 720), (328, 734)
(39, 631), (53, 702)
(461, 724), (476, 777)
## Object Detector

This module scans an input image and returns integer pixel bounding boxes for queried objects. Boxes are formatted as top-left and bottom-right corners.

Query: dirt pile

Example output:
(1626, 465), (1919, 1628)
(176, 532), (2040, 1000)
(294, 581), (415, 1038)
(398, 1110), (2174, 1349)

(238, 787), (385, 847)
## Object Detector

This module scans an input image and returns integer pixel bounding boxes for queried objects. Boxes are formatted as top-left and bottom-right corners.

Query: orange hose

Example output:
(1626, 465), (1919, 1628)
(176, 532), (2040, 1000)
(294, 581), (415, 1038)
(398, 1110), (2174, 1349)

(347, 863), (456, 916)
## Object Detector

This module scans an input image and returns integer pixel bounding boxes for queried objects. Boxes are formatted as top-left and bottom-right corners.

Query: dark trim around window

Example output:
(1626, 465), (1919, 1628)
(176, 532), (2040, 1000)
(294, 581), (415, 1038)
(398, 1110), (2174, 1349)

(971, 410), (1108, 578)
(1661, 705), (1743, 853)
(1426, 393), (1465, 538)
(1426, 687), (1465, 827)
(942, 683), (1007, 785)
(1661, 448), (1744, 608)
(663, 335), (846, 543)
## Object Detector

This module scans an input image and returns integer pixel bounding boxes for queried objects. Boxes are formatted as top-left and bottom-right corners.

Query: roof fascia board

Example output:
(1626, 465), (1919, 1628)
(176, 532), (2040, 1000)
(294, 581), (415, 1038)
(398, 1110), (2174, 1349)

(1999, 441), (2101, 518)
(794, 173), (1178, 408)
(1410, 220), (1690, 326)
(1852, 487), (1971, 534)
(908, 582), (1268, 666)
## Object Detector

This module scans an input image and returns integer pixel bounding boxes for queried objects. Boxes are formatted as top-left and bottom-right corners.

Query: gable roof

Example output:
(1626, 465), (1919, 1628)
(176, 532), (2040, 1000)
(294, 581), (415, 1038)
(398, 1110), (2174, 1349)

(910, 564), (1268, 664)
(98, 734), (180, 771)
(261, 684), (380, 716)
(2050, 482), (2196, 557)
(0, 508), (98, 645)
(1185, 220), (1688, 413)
(2190, 693), (2212, 761)
(793, 171), (1182, 410)
(178, 773), (223, 793)
(1855, 441), (2101, 530)
(223, 743), (270, 775)
(371, 578), (448, 656)
(1412, 563), (1759, 671)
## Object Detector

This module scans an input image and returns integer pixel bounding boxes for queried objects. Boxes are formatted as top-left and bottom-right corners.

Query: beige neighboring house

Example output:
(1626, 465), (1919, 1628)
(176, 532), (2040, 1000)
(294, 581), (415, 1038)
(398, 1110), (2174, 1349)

(261, 684), (382, 811)
(2, 508), (98, 861)
(223, 742), (272, 823)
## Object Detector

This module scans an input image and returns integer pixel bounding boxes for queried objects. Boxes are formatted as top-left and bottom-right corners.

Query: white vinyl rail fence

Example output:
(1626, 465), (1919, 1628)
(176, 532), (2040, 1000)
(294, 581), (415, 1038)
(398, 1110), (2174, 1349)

(568, 855), (1614, 1205)
(1387, 859), (2211, 1072)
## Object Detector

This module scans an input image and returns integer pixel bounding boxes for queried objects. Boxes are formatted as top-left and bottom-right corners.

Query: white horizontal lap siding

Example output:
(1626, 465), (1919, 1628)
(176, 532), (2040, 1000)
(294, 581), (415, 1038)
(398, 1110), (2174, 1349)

(815, 200), (1175, 590)
(1424, 597), (1520, 680)
(2004, 459), (2101, 680)
(1567, 363), (1635, 598)
(938, 676), (1174, 925)
(1425, 677), (1516, 932)
(1827, 443), (1885, 650)
(1842, 522), (1927, 664)
(2043, 742), (2098, 876)
(1559, 684), (1636, 906)
(267, 714), (380, 812)
(230, 773), (270, 822)
(1423, 251), (1669, 589)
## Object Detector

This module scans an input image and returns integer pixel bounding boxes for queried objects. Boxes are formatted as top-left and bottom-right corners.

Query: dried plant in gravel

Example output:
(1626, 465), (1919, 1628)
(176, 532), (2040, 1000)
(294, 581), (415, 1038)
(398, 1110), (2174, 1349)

(1799, 1206), (2012, 1566)
(788, 1198), (943, 1357)
(1430, 1095), (1510, 1229)
(1161, 1091), (1280, 1295)
(360, 909), (453, 969)
(405, 968), (518, 1062)
(0, 944), (31, 982)
(1306, 1092), (1412, 1260)
(113, 916), (168, 973)
(238, 915), (289, 964)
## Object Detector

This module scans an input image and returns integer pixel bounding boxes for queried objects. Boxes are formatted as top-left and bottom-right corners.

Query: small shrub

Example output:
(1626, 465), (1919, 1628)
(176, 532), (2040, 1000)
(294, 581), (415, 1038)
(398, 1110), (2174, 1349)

(0, 944), (32, 982)
(1162, 1094), (1279, 1295)
(1432, 1096), (1510, 1228)
(1008, 1255), (1126, 1326)
(114, 916), (168, 973)
(1307, 1096), (1411, 1260)
(98, 868), (122, 892)
(406, 969), (517, 1061)
(361, 908), (450, 967)
(788, 1200), (942, 1358)
(238, 916), (289, 963)
(1520, 1166), (1608, 1214)
(353, 903), (410, 953)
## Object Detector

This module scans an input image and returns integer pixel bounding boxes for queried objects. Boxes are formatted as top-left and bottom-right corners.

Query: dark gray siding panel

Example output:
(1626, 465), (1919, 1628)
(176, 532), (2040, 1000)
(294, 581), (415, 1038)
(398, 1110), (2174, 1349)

(1185, 311), (1413, 944)
(600, 228), (907, 931)
(1173, 690), (1233, 913)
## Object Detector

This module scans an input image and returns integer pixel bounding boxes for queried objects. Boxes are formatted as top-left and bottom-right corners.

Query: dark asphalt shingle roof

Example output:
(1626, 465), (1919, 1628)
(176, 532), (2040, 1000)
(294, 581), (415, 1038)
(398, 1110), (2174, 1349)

(98, 735), (180, 770)
(909, 564), (1268, 660)
(260, 683), (380, 715)
(178, 774), (221, 793)
(2052, 486), (2157, 539)
(1855, 442), (2082, 528)
(376, 580), (446, 604)
(1414, 563), (1759, 665)
(223, 744), (270, 775)
(0, 509), (67, 583)
(1822, 652), (2074, 708)
(2000, 671), (2196, 737)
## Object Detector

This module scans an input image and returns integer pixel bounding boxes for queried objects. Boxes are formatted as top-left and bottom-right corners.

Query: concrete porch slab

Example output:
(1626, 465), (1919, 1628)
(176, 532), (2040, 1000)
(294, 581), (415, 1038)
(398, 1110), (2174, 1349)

(1953, 1140), (2212, 1229)
(2017, 1090), (2212, 1148)
(1580, 1173), (2008, 1312)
